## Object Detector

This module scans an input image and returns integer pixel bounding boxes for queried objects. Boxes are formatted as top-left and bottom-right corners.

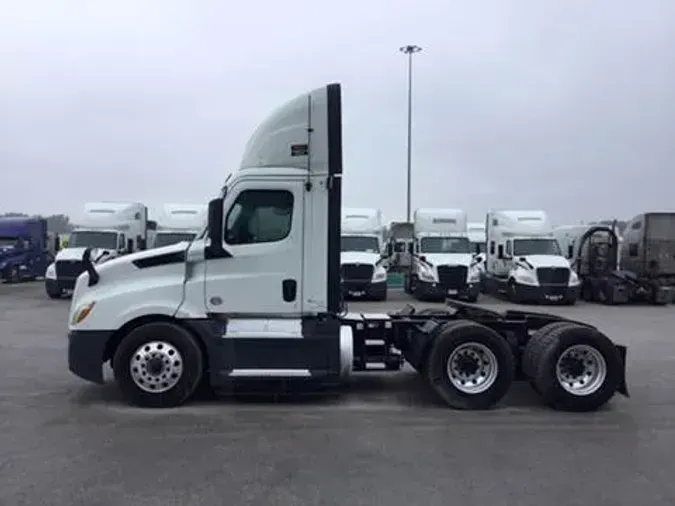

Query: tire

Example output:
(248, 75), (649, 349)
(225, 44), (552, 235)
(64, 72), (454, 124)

(522, 322), (576, 380)
(112, 321), (205, 408)
(404, 274), (411, 294)
(425, 320), (515, 410)
(528, 324), (623, 412)
(45, 283), (62, 299)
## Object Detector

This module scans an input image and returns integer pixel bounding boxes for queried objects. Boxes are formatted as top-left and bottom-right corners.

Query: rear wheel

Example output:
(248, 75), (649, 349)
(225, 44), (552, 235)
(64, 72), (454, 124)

(425, 320), (515, 410)
(113, 321), (204, 408)
(525, 323), (622, 412)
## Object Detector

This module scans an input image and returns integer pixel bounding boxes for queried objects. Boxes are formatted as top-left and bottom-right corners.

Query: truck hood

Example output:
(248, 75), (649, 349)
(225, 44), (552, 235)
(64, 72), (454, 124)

(517, 255), (571, 269)
(55, 247), (117, 264)
(423, 253), (473, 267)
(341, 251), (381, 266)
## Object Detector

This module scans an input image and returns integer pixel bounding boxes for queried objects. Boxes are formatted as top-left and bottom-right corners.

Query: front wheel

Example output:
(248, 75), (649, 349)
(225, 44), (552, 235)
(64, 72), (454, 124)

(113, 321), (205, 408)
(507, 279), (520, 303)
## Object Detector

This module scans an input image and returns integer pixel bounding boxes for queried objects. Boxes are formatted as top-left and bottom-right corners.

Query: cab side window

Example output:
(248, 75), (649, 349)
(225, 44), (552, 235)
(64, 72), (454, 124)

(225, 190), (294, 245)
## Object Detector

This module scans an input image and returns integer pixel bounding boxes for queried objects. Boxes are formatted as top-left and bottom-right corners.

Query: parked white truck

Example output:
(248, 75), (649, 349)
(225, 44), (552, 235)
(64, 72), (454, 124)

(65, 83), (629, 413)
(485, 210), (580, 304)
(340, 208), (387, 300)
(152, 204), (207, 249)
(405, 208), (482, 302)
(45, 202), (150, 299)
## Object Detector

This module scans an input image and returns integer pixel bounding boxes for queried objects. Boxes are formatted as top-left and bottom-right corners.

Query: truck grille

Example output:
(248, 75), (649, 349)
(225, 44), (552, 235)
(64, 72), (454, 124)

(342, 264), (374, 281)
(55, 260), (85, 280)
(437, 265), (467, 288)
(536, 267), (569, 285)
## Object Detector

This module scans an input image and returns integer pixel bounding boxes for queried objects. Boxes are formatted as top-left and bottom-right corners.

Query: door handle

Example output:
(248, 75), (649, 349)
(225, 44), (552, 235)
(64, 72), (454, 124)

(282, 279), (297, 302)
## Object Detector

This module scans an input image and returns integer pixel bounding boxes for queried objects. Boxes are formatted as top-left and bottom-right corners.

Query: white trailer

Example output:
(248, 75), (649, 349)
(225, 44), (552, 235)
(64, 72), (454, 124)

(152, 204), (207, 249)
(340, 208), (387, 300)
(45, 201), (149, 299)
(485, 210), (580, 304)
(65, 83), (629, 413)
(406, 208), (481, 302)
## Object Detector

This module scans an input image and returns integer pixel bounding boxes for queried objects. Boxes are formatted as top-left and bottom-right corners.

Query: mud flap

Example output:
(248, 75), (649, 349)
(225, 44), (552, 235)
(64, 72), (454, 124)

(615, 344), (629, 397)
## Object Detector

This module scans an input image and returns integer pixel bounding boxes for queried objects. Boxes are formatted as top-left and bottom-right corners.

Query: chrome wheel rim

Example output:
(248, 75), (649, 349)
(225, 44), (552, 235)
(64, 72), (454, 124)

(129, 341), (183, 393)
(446, 342), (499, 394)
(556, 344), (607, 396)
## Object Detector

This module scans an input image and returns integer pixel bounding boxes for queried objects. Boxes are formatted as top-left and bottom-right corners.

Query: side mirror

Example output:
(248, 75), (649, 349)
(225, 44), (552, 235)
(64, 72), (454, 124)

(386, 243), (393, 257)
(206, 197), (226, 258)
(407, 242), (414, 254)
(497, 245), (504, 259)
(54, 236), (60, 252)
(567, 245), (573, 259)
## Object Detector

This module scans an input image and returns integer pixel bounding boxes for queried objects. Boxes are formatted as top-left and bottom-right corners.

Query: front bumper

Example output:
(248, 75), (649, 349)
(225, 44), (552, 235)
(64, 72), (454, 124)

(415, 279), (480, 301)
(513, 282), (580, 303)
(68, 330), (114, 384)
(342, 280), (387, 299)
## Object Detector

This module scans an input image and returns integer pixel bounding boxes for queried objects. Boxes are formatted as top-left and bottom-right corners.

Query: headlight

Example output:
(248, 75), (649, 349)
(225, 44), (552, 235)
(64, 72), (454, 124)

(515, 272), (538, 285)
(569, 270), (580, 286)
(418, 267), (436, 282)
(468, 270), (481, 283)
(0, 261), (6, 270)
(372, 267), (387, 282)
(71, 301), (96, 325)
(45, 263), (56, 278)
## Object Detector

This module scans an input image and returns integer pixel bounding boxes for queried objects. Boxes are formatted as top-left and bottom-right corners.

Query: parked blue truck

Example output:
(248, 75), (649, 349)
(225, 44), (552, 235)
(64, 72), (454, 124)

(0, 217), (56, 283)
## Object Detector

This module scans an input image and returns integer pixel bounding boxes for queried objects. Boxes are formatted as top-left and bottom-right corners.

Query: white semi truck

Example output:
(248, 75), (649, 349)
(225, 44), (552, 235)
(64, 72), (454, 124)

(485, 210), (580, 304)
(340, 208), (387, 300)
(45, 201), (150, 299)
(66, 83), (628, 412)
(468, 221), (487, 290)
(405, 208), (482, 302)
(152, 204), (208, 249)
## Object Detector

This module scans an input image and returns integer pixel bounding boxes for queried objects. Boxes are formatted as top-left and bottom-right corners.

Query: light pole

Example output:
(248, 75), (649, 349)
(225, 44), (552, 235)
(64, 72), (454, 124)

(399, 44), (422, 223)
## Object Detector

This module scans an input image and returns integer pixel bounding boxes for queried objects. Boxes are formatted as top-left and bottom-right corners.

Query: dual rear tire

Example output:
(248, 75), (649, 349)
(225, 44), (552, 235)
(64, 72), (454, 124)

(424, 319), (623, 412)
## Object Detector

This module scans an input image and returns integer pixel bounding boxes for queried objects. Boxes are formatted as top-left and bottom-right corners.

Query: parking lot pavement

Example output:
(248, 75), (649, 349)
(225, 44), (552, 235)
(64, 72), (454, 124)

(2, 283), (675, 505)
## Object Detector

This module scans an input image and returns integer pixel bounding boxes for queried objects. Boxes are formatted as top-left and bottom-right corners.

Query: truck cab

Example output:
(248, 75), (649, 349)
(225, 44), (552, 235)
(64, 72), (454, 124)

(151, 204), (207, 248)
(46, 202), (150, 298)
(67, 84), (350, 406)
(340, 208), (387, 300)
(407, 208), (482, 302)
(0, 217), (53, 283)
(485, 210), (580, 304)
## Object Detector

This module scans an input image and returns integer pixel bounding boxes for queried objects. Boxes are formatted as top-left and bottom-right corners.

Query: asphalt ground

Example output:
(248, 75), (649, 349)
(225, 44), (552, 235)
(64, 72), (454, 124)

(1, 282), (675, 505)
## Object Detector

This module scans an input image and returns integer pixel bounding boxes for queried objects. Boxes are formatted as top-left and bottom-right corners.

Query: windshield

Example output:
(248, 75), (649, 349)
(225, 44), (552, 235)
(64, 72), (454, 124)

(154, 232), (196, 248)
(513, 238), (561, 256)
(69, 231), (118, 250)
(420, 237), (471, 254)
(0, 237), (19, 248)
(341, 235), (380, 253)
(472, 241), (486, 254)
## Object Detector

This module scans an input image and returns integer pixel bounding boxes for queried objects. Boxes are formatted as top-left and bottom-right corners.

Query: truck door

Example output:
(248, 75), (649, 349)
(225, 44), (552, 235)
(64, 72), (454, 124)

(204, 179), (304, 316)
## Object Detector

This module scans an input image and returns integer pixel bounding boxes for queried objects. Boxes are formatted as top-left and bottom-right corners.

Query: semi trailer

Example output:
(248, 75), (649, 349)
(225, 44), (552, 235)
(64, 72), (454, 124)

(484, 210), (580, 305)
(152, 204), (208, 249)
(67, 83), (628, 412)
(340, 208), (388, 300)
(45, 201), (151, 299)
(405, 208), (482, 302)
(555, 223), (672, 305)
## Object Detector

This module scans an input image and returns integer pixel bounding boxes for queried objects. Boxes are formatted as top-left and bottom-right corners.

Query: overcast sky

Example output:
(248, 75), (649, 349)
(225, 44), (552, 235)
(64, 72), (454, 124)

(1, 0), (674, 225)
